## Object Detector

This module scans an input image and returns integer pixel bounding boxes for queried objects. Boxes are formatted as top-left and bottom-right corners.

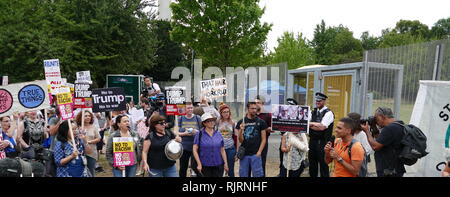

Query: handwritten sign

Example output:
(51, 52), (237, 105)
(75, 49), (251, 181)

(200, 78), (227, 99)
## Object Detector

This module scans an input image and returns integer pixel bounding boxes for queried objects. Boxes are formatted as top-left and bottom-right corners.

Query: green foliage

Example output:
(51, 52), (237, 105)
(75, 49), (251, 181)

(0, 0), (158, 87)
(310, 20), (363, 65)
(170, 0), (272, 69)
(269, 32), (314, 69)
(431, 17), (450, 39)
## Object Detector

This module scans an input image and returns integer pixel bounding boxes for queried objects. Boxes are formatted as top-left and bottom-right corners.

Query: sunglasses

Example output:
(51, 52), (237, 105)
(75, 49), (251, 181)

(157, 121), (167, 125)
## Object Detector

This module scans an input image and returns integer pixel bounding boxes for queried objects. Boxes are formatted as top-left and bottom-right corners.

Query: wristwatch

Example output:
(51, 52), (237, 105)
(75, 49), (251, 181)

(337, 157), (343, 163)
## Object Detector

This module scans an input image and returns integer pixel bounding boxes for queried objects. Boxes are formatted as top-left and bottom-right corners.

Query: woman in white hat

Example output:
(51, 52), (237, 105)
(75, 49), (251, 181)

(192, 113), (229, 177)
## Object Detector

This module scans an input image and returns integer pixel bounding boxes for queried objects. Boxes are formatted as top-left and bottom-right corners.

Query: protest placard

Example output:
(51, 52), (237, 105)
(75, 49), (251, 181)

(75, 71), (92, 84)
(75, 83), (92, 98)
(271, 104), (309, 133)
(56, 88), (74, 120)
(91, 87), (126, 113)
(165, 86), (186, 116)
(43, 59), (62, 95)
(200, 78), (227, 99)
(0, 80), (50, 117)
(113, 137), (135, 167)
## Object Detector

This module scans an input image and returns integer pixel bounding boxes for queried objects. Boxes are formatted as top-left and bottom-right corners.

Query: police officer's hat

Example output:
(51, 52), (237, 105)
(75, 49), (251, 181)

(315, 92), (328, 101)
(286, 98), (298, 105)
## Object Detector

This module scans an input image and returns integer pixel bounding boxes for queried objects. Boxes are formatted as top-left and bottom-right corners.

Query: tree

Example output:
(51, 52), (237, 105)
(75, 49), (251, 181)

(360, 31), (380, 50)
(431, 17), (450, 39)
(394, 20), (430, 39)
(144, 20), (187, 81)
(170, 0), (272, 69)
(0, 0), (158, 87)
(269, 32), (314, 69)
(310, 20), (363, 65)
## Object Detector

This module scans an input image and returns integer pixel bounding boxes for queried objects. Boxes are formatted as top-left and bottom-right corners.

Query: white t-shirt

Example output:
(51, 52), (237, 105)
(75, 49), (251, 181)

(308, 106), (334, 128)
(353, 131), (373, 156)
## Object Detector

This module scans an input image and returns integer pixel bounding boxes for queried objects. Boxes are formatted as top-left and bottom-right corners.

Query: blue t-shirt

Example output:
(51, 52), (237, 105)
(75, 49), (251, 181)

(178, 115), (202, 151)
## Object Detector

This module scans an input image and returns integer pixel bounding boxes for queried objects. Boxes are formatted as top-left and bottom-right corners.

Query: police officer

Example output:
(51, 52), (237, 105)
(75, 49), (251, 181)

(308, 92), (334, 177)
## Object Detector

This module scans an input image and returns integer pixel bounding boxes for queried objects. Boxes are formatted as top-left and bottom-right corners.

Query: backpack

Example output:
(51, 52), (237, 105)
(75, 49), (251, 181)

(346, 139), (367, 177)
(392, 122), (428, 166)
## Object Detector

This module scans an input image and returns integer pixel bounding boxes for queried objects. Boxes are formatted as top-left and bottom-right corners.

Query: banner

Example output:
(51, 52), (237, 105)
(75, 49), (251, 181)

(75, 83), (92, 98)
(91, 87), (126, 112)
(271, 104), (309, 133)
(0, 80), (50, 117)
(165, 86), (186, 116)
(113, 137), (135, 167)
(200, 78), (227, 99)
(57, 88), (74, 120)
(75, 71), (92, 84)
(43, 59), (62, 95)
(406, 80), (450, 177)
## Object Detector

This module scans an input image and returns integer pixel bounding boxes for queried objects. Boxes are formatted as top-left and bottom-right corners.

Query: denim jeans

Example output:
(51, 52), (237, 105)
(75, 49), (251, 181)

(225, 147), (236, 177)
(149, 164), (179, 177)
(86, 156), (96, 177)
(112, 164), (137, 177)
(239, 155), (263, 177)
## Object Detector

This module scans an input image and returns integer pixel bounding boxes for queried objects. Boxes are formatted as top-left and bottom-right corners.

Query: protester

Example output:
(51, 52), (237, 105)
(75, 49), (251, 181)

(106, 115), (141, 177)
(192, 113), (229, 177)
(217, 103), (237, 177)
(325, 117), (364, 177)
(148, 93), (175, 129)
(0, 116), (18, 159)
(280, 132), (308, 177)
(347, 112), (373, 177)
(236, 102), (267, 177)
(75, 111), (101, 177)
(178, 102), (202, 177)
(54, 120), (92, 177)
(142, 115), (182, 177)
(95, 112), (108, 173)
(140, 98), (152, 118)
(308, 92), (334, 177)
(17, 111), (47, 160)
(363, 107), (406, 177)
(255, 95), (272, 177)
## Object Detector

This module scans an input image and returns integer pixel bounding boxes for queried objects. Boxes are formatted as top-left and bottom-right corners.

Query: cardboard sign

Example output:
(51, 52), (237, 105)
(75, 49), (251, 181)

(74, 83), (92, 98)
(0, 80), (50, 117)
(43, 59), (62, 95)
(271, 104), (310, 133)
(91, 87), (126, 112)
(57, 89), (74, 120)
(75, 71), (92, 84)
(200, 78), (227, 99)
(113, 137), (135, 167)
(165, 86), (186, 116)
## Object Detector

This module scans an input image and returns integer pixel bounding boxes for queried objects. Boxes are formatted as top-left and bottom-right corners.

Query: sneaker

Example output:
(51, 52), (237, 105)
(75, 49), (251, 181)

(136, 170), (144, 176)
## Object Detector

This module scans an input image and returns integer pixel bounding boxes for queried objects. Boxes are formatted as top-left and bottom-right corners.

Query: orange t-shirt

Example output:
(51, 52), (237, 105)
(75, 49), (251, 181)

(332, 139), (365, 177)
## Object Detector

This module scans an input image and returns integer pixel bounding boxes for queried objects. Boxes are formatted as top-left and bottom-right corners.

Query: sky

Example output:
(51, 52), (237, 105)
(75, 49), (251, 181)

(258, 0), (450, 51)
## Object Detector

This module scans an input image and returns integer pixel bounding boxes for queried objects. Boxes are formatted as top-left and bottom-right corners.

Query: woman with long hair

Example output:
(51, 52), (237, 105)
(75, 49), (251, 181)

(75, 111), (101, 177)
(217, 103), (237, 177)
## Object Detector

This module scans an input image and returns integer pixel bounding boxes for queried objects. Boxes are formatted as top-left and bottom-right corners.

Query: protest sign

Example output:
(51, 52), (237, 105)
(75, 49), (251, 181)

(75, 71), (92, 84)
(43, 59), (62, 95)
(200, 78), (227, 99)
(113, 137), (135, 167)
(73, 98), (93, 109)
(271, 104), (309, 133)
(1, 76), (8, 86)
(91, 87), (126, 112)
(57, 88), (74, 120)
(165, 86), (186, 116)
(75, 83), (92, 98)
(0, 80), (50, 117)
(406, 81), (450, 177)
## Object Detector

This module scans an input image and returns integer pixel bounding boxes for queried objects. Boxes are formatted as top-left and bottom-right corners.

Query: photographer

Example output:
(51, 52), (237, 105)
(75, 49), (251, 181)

(362, 107), (406, 177)
(141, 76), (161, 100)
(148, 93), (175, 129)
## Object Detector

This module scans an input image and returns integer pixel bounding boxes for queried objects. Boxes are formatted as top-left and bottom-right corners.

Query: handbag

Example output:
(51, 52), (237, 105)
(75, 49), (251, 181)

(237, 145), (245, 160)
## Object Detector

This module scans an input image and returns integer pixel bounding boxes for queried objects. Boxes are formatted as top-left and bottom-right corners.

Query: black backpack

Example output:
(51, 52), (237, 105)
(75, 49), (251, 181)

(392, 122), (429, 166)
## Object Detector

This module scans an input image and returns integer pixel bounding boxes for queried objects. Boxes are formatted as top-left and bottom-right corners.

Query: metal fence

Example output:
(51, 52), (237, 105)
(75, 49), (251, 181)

(364, 39), (450, 122)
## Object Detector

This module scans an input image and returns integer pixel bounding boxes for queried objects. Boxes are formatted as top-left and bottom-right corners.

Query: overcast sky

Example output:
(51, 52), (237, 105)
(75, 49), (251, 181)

(259, 0), (450, 51)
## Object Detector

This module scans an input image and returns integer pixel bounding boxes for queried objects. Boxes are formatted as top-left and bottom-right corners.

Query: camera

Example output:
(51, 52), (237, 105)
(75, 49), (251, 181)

(360, 116), (380, 137)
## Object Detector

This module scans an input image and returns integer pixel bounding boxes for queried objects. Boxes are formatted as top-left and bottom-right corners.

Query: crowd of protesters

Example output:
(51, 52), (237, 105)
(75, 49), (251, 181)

(1, 76), (448, 178)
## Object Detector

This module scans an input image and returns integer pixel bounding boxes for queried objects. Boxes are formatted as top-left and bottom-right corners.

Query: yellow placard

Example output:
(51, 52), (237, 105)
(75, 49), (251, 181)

(113, 142), (134, 152)
(56, 92), (73, 105)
